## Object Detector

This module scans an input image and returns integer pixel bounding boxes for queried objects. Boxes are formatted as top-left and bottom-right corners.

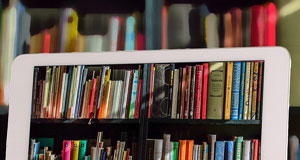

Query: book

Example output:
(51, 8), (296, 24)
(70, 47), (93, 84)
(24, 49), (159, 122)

(154, 139), (163, 160)
(238, 62), (246, 120)
(242, 8), (251, 47)
(171, 69), (179, 119)
(194, 65), (203, 119)
(203, 142), (208, 160)
(193, 144), (198, 160)
(180, 68), (186, 119)
(230, 8), (242, 47)
(173, 142), (179, 160)
(125, 16), (136, 50)
(251, 62), (259, 119)
(152, 64), (170, 118)
(189, 66), (196, 119)
(161, 6), (168, 49)
(215, 141), (225, 160)
(207, 62), (226, 119)
(224, 12), (233, 47)
(177, 68), (183, 119)
(162, 134), (171, 160)
(256, 62), (264, 119)
(250, 5), (264, 46)
(79, 140), (87, 160)
(225, 141), (234, 160)
(168, 64), (175, 117)
(248, 62), (254, 119)
(63, 140), (72, 160)
(234, 137), (243, 160)
(186, 140), (194, 160)
(208, 134), (216, 160)
(202, 63), (209, 119)
(263, 3), (277, 46)
(231, 62), (241, 120)
(129, 70), (139, 118)
(243, 62), (251, 120)
(179, 140), (187, 160)
(146, 139), (155, 160)
(224, 62), (233, 120)
(242, 140), (251, 160)
(184, 66), (192, 119)
(205, 13), (219, 48)
(71, 140), (80, 160)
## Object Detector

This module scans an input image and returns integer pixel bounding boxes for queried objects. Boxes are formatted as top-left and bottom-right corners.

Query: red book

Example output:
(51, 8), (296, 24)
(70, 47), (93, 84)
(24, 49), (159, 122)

(251, 5), (264, 46)
(135, 32), (145, 50)
(202, 63), (209, 119)
(134, 79), (142, 119)
(184, 66), (192, 119)
(148, 64), (154, 118)
(263, 2), (277, 46)
(89, 78), (97, 118)
(63, 140), (71, 160)
(126, 148), (130, 160)
(43, 30), (51, 53)
(252, 139), (259, 160)
(194, 65), (203, 119)
(230, 8), (242, 47)
(180, 68), (186, 119)
(161, 5), (168, 49)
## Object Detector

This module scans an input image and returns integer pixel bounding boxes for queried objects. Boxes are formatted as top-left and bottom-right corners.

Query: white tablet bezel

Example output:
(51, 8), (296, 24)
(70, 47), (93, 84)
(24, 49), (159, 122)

(6, 47), (290, 160)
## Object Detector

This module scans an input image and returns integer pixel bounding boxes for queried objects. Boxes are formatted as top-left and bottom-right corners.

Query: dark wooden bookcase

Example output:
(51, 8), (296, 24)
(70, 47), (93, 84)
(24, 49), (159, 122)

(0, 0), (276, 159)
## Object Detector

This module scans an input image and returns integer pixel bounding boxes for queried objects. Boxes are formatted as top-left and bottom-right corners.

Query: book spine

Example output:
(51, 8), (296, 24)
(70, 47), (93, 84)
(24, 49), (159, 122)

(97, 67), (107, 117)
(63, 140), (71, 160)
(234, 137), (243, 160)
(202, 63), (209, 119)
(242, 140), (251, 160)
(198, 145), (203, 160)
(190, 66), (196, 119)
(146, 140), (154, 160)
(225, 141), (234, 160)
(256, 62), (264, 120)
(71, 66), (82, 118)
(168, 64), (175, 118)
(231, 62), (241, 120)
(89, 78), (97, 118)
(177, 68), (183, 119)
(125, 71), (133, 119)
(67, 66), (76, 118)
(194, 65), (203, 119)
(74, 66), (85, 118)
(252, 139), (259, 160)
(251, 62), (259, 120)
(162, 134), (171, 160)
(154, 139), (163, 160)
(48, 66), (57, 118)
(208, 134), (216, 160)
(169, 142), (174, 160)
(79, 140), (87, 160)
(134, 79), (142, 119)
(173, 142), (179, 160)
(215, 141), (225, 160)
(248, 62), (254, 119)
(129, 70), (139, 118)
(59, 74), (67, 118)
(53, 67), (61, 118)
(243, 62), (251, 120)
(56, 67), (65, 118)
(179, 140), (186, 160)
(184, 66), (192, 119)
(187, 140), (194, 160)
(224, 62), (233, 120)
(171, 69), (179, 119)
(71, 141), (80, 160)
(148, 64), (154, 118)
(79, 69), (88, 118)
(193, 145), (198, 160)
(120, 71), (131, 119)
(180, 68), (186, 119)
(32, 68), (39, 118)
(238, 62), (246, 120)
(203, 142), (208, 160)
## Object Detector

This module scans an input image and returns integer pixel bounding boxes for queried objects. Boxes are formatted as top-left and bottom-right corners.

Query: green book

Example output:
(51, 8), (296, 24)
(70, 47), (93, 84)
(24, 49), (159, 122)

(173, 142), (179, 160)
(235, 136), (243, 160)
(207, 62), (226, 119)
(79, 140), (87, 160)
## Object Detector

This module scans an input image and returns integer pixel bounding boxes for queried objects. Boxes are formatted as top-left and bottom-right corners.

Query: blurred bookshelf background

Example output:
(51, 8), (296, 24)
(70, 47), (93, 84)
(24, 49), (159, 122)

(1, 0), (300, 159)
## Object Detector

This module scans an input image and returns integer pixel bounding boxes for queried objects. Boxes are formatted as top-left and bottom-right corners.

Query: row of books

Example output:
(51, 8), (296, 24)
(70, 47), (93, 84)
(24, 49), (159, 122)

(160, 3), (276, 49)
(146, 134), (260, 160)
(31, 65), (143, 119)
(29, 132), (137, 160)
(148, 61), (264, 120)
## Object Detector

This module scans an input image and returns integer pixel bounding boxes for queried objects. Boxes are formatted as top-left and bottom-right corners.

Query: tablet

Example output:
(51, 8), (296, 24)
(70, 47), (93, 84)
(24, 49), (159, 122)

(6, 47), (290, 160)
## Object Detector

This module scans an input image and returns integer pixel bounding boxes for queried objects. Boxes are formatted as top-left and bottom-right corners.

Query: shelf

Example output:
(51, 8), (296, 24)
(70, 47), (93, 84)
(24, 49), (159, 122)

(31, 118), (140, 125)
(148, 119), (261, 125)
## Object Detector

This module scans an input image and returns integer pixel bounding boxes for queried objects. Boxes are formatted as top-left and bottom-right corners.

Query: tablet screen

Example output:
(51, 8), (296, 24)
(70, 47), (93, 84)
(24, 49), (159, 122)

(28, 61), (264, 160)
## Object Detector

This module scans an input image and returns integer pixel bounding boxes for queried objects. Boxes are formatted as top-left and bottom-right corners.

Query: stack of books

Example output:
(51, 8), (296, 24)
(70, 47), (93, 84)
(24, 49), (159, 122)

(29, 132), (137, 160)
(148, 61), (264, 120)
(147, 134), (260, 160)
(31, 65), (143, 119)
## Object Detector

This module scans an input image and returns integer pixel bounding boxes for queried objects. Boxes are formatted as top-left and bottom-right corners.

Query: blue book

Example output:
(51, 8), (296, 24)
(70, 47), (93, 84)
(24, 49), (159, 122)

(238, 62), (246, 120)
(125, 16), (136, 50)
(215, 141), (225, 160)
(230, 62), (241, 120)
(129, 70), (139, 118)
(225, 141), (234, 160)
(75, 65), (85, 118)
(34, 142), (40, 159)
(64, 66), (73, 118)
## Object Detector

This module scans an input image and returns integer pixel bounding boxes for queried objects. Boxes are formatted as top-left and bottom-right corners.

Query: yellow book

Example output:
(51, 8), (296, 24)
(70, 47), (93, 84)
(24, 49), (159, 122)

(29, 33), (43, 53)
(71, 140), (80, 160)
(75, 34), (85, 52)
(224, 62), (233, 119)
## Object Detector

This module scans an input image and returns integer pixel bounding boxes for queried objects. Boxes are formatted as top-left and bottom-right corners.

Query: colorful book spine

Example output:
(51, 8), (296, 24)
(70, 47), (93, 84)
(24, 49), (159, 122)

(225, 141), (234, 160)
(129, 70), (139, 118)
(256, 62), (264, 119)
(215, 141), (225, 160)
(194, 65), (203, 119)
(63, 140), (72, 160)
(251, 62), (259, 120)
(234, 137), (243, 160)
(180, 68), (186, 119)
(231, 62), (241, 120)
(208, 134), (216, 160)
(79, 140), (87, 160)
(186, 140), (194, 160)
(173, 142), (179, 160)
(179, 140), (186, 160)
(238, 62), (246, 120)
(243, 62), (251, 120)
(125, 16), (136, 50)
(248, 62), (254, 119)
(202, 63), (209, 119)
(224, 62), (233, 120)
(184, 66), (192, 119)
(134, 79), (142, 119)
(71, 140), (80, 160)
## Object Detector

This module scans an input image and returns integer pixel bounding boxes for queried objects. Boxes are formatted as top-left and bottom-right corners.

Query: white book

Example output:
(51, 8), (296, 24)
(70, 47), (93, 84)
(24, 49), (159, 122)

(48, 66), (56, 117)
(242, 140), (251, 160)
(71, 65), (81, 118)
(169, 142), (173, 160)
(205, 13), (219, 48)
(248, 62), (254, 120)
(121, 71), (131, 118)
(109, 17), (119, 51)
(154, 139), (163, 160)
(84, 35), (103, 52)
(162, 134), (170, 160)
(193, 145), (199, 160)
(243, 62), (251, 120)
(171, 69), (179, 119)
(59, 73), (67, 116)
(104, 81), (112, 118)
(110, 81), (119, 118)
(118, 142), (126, 160)
(116, 81), (124, 118)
